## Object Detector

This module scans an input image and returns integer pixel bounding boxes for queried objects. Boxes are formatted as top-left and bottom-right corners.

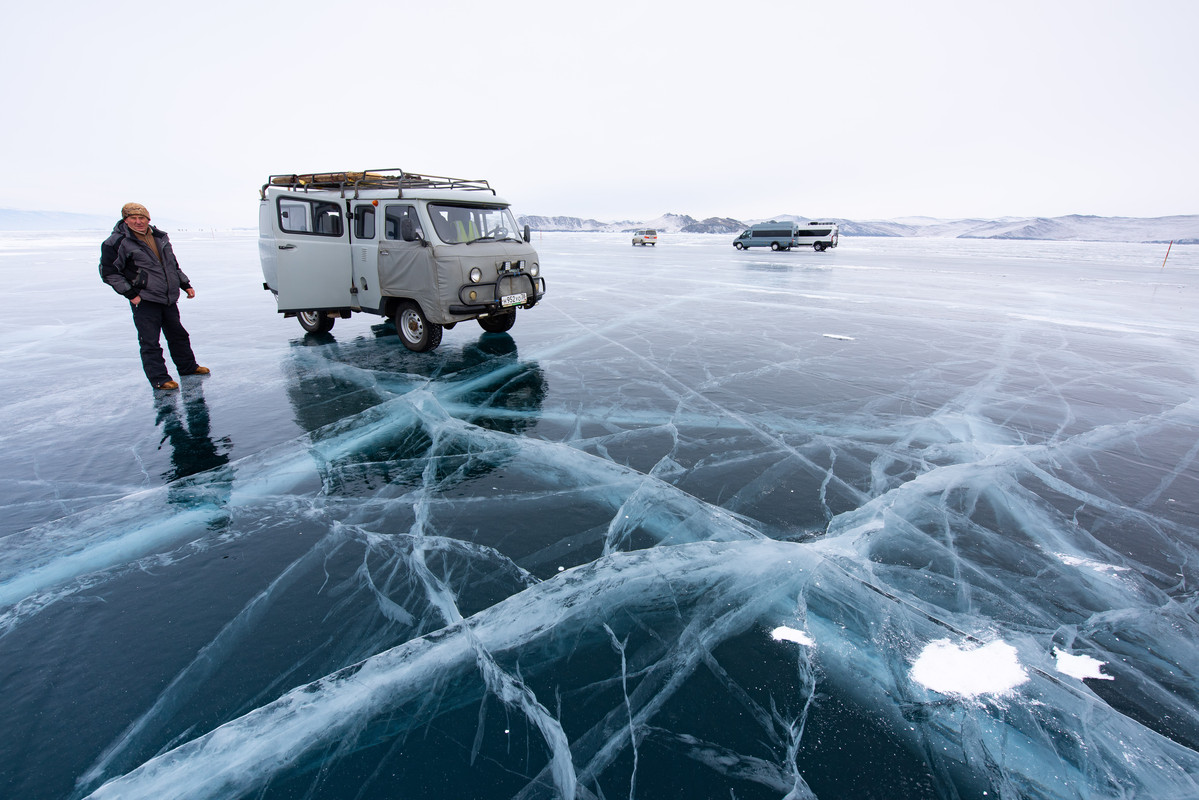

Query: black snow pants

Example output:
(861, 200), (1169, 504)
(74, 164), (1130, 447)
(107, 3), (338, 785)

(131, 300), (199, 385)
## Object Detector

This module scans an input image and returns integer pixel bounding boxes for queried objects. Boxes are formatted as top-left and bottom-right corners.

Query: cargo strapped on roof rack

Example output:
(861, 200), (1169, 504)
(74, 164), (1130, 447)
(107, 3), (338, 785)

(259, 169), (495, 199)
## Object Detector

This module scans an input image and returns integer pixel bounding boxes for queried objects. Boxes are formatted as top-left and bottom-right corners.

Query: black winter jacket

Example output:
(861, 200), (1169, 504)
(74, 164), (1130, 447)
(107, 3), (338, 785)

(99, 221), (191, 304)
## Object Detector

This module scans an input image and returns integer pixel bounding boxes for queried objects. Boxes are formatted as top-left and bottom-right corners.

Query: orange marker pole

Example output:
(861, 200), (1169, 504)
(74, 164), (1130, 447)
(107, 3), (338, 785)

(1162, 240), (1173, 269)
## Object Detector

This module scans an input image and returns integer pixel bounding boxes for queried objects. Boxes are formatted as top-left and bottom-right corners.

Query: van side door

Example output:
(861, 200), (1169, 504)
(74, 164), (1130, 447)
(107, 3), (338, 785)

(350, 202), (382, 313)
(271, 195), (352, 312)
(378, 204), (440, 320)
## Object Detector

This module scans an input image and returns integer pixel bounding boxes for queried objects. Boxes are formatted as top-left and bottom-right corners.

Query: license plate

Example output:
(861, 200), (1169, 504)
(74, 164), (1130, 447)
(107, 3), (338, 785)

(501, 292), (527, 307)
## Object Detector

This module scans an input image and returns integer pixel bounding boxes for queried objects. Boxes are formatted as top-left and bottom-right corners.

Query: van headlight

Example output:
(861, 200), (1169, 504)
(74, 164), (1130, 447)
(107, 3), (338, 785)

(529, 263), (539, 277)
(470, 267), (482, 283)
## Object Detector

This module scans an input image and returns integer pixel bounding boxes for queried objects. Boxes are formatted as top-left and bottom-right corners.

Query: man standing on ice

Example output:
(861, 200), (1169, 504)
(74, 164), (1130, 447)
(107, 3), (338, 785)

(99, 202), (209, 390)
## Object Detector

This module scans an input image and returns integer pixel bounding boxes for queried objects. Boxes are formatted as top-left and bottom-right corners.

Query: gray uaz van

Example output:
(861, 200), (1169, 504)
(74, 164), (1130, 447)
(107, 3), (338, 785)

(259, 170), (546, 352)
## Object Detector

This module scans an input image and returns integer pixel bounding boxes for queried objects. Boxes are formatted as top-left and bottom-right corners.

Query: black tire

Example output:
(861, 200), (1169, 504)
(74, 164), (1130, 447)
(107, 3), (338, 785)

(297, 310), (335, 333)
(734, 241), (744, 250)
(770, 242), (781, 251)
(478, 311), (516, 333)
(814, 242), (826, 252)
(394, 302), (442, 352)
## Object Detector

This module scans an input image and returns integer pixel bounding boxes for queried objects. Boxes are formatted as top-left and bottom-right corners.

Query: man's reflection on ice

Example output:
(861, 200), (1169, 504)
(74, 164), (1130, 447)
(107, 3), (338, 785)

(153, 381), (231, 483)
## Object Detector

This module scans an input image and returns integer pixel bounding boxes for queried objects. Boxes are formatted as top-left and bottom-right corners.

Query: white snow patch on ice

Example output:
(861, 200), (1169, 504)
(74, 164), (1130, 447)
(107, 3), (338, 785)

(1053, 648), (1113, 681)
(771, 626), (814, 647)
(1056, 554), (1130, 574)
(911, 639), (1028, 698)
(822, 334), (855, 341)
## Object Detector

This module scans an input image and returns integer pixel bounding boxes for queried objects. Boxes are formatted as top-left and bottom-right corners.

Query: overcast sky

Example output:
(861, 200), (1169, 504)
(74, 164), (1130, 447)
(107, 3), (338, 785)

(2, 0), (1195, 227)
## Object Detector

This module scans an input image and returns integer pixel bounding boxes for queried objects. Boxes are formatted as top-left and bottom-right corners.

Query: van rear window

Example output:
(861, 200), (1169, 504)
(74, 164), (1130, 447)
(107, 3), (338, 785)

(278, 198), (343, 237)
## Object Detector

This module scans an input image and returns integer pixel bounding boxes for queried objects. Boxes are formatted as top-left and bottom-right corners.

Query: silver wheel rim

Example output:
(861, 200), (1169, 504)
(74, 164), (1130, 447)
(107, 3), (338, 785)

(400, 309), (424, 343)
(299, 311), (319, 327)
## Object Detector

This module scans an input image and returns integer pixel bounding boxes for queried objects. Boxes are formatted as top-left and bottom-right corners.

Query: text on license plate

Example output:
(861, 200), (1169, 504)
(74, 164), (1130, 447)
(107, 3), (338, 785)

(501, 292), (527, 307)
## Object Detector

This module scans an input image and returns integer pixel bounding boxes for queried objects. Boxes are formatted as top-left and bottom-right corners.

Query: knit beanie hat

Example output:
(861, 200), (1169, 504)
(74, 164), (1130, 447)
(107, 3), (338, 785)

(122, 202), (150, 220)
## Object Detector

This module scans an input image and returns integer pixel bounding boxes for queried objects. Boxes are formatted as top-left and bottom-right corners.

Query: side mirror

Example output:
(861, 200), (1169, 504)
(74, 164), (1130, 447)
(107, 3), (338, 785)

(523, 223), (531, 243)
(401, 216), (418, 243)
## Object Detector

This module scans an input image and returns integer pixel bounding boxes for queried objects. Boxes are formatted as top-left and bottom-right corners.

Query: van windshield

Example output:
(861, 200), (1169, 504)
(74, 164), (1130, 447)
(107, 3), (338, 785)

(428, 203), (522, 244)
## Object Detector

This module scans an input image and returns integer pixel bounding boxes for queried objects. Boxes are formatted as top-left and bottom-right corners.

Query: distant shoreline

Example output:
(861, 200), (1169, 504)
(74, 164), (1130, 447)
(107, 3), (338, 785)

(2, 210), (1195, 245)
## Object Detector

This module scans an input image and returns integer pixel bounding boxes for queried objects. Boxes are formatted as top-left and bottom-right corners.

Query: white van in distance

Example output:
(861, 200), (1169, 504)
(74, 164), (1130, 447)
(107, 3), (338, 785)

(632, 229), (658, 246)
(795, 222), (839, 251)
(258, 170), (546, 352)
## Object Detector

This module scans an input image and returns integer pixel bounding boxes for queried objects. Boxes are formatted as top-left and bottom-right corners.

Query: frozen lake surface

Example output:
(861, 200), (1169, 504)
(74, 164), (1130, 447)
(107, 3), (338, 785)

(2, 230), (1198, 799)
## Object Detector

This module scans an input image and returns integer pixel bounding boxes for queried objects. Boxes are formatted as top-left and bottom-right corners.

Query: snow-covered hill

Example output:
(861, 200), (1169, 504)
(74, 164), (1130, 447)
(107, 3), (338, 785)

(518, 212), (743, 235)
(837, 214), (1199, 243)
(516, 215), (626, 233)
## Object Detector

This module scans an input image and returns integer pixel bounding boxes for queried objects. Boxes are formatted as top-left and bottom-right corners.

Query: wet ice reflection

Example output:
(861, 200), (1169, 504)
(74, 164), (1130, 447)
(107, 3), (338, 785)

(0, 232), (1197, 799)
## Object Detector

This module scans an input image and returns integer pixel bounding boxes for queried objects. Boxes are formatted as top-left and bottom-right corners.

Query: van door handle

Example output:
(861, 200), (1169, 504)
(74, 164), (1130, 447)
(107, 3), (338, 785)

(278, 243), (297, 250)
(379, 249), (390, 256)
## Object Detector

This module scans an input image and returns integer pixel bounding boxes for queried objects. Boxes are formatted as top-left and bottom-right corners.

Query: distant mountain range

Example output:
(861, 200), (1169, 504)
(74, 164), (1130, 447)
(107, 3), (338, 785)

(0, 209), (191, 232)
(0, 209), (117, 231)
(1, 208), (1195, 244)
(516, 212), (1199, 244)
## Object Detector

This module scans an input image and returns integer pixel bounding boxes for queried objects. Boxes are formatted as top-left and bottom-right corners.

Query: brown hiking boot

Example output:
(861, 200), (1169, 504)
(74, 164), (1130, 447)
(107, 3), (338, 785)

(186, 366), (211, 375)
(154, 380), (179, 390)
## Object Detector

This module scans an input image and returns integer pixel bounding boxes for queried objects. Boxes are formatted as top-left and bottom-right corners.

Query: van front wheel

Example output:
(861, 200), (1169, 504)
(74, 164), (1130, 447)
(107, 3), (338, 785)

(297, 310), (335, 334)
(734, 241), (744, 250)
(395, 302), (443, 352)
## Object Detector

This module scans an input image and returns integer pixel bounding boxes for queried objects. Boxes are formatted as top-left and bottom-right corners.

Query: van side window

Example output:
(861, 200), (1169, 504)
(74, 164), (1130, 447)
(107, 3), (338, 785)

(355, 207), (376, 239)
(383, 205), (422, 241)
(279, 198), (343, 236)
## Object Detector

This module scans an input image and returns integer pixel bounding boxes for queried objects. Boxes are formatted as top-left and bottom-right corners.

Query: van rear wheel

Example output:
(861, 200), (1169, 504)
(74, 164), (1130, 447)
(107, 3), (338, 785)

(297, 310), (335, 334)
(770, 242), (781, 251)
(394, 302), (442, 352)
(814, 242), (826, 252)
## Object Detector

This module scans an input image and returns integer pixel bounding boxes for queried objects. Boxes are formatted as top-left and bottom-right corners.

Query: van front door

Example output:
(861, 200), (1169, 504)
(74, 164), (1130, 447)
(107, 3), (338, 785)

(273, 195), (352, 312)
(351, 202), (382, 313)
(378, 203), (439, 321)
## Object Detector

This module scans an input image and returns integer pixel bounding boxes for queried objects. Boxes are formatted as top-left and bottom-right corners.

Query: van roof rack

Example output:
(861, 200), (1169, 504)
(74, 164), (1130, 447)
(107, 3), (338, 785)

(260, 169), (495, 199)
